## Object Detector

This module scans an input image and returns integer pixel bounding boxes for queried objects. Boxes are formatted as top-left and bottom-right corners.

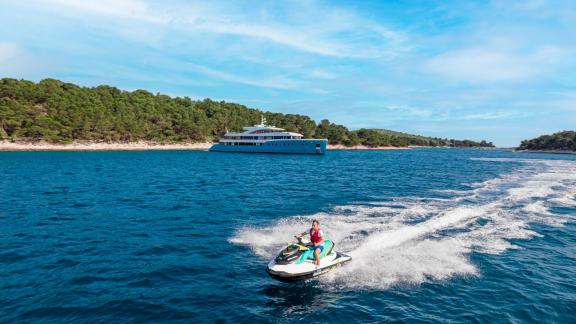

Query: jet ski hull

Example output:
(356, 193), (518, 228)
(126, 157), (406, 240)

(266, 251), (352, 282)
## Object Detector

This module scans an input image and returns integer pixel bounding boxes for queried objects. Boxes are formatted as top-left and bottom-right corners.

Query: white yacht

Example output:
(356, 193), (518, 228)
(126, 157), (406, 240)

(209, 116), (327, 154)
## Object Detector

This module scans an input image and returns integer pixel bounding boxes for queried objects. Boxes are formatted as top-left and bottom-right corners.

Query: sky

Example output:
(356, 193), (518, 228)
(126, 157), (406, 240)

(0, 0), (575, 146)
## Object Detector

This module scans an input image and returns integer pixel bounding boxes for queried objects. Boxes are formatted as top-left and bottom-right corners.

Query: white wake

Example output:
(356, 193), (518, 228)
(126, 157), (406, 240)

(230, 158), (576, 289)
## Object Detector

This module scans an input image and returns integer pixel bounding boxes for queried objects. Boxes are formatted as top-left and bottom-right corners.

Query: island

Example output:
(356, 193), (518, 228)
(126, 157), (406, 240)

(0, 78), (494, 151)
(517, 131), (576, 152)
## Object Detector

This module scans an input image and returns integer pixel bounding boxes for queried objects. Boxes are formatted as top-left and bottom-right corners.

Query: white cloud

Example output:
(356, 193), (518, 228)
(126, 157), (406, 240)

(0, 42), (19, 63)
(384, 104), (432, 118)
(35, 0), (166, 23)
(0, 42), (46, 76)
(184, 63), (299, 90)
(458, 111), (514, 120)
(349, 102), (434, 120)
(188, 22), (346, 57)
(182, 17), (407, 59)
(424, 46), (567, 83)
(28, 0), (407, 59)
(307, 69), (338, 80)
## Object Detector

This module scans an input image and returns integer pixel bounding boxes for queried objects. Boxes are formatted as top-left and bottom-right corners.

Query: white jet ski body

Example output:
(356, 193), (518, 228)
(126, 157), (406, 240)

(266, 238), (351, 282)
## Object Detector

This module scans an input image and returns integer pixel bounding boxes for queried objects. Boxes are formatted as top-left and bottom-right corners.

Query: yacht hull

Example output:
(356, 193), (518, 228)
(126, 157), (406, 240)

(210, 139), (327, 154)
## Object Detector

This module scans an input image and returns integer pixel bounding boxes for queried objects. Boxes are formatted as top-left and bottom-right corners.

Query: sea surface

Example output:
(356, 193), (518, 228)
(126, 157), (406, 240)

(1, 149), (575, 323)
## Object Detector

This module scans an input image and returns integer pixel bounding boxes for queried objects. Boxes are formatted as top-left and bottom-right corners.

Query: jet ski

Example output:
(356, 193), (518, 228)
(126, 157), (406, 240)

(266, 236), (352, 282)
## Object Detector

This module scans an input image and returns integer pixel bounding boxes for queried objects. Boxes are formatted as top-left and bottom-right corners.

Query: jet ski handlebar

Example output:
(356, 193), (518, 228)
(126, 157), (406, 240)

(293, 235), (311, 246)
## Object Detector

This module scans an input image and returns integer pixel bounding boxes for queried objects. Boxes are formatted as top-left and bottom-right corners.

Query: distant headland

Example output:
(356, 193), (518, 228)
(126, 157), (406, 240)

(0, 78), (494, 151)
(516, 131), (576, 153)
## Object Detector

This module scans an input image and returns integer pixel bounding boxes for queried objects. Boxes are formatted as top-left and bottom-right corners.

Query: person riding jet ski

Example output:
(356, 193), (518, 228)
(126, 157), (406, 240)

(266, 219), (351, 282)
(296, 219), (325, 267)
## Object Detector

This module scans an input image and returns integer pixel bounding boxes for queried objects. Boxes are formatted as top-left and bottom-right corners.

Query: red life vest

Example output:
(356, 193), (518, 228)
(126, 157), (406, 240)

(310, 228), (322, 245)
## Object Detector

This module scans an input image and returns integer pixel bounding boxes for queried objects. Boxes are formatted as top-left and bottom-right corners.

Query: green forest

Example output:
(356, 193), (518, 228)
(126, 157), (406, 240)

(0, 78), (494, 147)
(518, 131), (576, 151)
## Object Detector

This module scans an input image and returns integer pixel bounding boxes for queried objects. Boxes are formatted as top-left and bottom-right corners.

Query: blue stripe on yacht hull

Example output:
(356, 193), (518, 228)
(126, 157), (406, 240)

(209, 140), (327, 154)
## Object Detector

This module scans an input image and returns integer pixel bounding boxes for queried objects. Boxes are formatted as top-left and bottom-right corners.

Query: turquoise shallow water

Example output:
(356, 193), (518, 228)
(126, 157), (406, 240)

(0, 149), (575, 323)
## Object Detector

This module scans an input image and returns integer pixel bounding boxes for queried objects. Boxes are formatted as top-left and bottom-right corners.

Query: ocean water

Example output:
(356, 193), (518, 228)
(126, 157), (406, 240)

(0, 149), (574, 323)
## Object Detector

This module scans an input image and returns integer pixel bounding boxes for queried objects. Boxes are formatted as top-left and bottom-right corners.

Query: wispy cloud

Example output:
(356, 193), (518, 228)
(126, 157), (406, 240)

(29, 0), (408, 59)
(183, 63), (299, 90)
(0, 42), (46, 77)
(383, 104), (433, 119)
(0, 42), (18, 63)
(458, 111), (515, 120)
(183, 18), (407, 59)
(35, 0), (166, 23)
(424, 46), (568, 83)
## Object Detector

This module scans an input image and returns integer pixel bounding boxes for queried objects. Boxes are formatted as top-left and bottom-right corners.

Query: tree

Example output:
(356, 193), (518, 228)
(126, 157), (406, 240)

(518, 131), (576, 151)
(0, 78), (496, 147)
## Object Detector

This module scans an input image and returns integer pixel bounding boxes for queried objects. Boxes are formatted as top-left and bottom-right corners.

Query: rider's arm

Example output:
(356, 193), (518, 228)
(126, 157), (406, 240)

(296, 230), (308, 238)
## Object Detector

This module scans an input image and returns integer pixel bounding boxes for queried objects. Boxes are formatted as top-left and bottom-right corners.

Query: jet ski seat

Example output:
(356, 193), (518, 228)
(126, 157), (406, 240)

(296, 240), (335, 264)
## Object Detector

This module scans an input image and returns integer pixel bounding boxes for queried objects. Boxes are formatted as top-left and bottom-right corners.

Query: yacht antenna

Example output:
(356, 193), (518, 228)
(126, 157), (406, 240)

(260, 114), (266, 126)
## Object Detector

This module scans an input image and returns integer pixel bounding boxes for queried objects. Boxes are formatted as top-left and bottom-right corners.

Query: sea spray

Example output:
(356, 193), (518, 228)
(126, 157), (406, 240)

(231, 158), (576, 289)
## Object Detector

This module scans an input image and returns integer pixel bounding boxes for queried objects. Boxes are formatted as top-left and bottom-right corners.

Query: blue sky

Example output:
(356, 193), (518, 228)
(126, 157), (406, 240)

(1, 0), (575, 146)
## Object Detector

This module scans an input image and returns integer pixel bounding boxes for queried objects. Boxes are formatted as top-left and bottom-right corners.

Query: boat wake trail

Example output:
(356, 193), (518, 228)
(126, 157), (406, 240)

(230, 158), (576, 289)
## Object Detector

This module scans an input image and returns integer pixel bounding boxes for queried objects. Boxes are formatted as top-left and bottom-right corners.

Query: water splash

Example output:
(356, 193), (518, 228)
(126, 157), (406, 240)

(230, 158), (576, 289)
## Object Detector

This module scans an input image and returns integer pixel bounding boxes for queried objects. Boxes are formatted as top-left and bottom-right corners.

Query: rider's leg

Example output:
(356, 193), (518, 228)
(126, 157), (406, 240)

(314, 248), (321, 266)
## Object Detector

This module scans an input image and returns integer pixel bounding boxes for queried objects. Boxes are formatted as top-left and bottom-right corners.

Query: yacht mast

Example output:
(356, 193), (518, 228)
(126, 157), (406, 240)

(257, 114), (266, 127)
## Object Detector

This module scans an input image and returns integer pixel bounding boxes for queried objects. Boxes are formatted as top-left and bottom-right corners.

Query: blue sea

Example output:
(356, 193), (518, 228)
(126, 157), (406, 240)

(1, 149), (575, 323)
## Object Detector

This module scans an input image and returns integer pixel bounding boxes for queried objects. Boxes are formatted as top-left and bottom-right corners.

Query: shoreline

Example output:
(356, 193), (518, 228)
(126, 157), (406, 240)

(0, 141), (214, 151)
(0, 141), (413, 152)
(514, 149), (576, 155)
